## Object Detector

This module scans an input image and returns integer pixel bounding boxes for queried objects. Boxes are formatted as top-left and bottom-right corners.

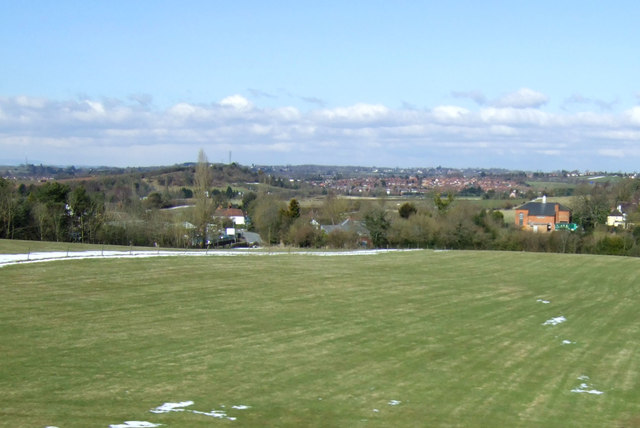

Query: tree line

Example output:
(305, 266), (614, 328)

(3, 166), (640, 257)
(243, 178), (640, 257)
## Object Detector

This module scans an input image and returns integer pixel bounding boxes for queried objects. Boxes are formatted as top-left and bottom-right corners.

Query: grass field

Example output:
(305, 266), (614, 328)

(2, 244), (640, 427)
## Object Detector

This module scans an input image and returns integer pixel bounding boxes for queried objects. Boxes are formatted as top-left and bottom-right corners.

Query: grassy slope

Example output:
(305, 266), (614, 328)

(1, 249), (640, 427)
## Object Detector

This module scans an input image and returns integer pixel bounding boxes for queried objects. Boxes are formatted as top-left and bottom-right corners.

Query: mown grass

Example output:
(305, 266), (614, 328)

(1, 248), (640, 427)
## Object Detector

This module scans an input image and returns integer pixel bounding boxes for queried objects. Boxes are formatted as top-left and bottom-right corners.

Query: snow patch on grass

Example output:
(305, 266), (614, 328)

(388, 400), (401, 406)
(150, 401), (194, 413)
(536, 299), (550, 304)
(572, 383), (604, 395)
(0, 249), (418, 268)
(192, 409), (230, 419)
(572, 376), (604, 395)
(232, 405), (251, 410)
(110, 422), (163, 428)
(542, 316), (566, 326)
(149, 401), (247, 421)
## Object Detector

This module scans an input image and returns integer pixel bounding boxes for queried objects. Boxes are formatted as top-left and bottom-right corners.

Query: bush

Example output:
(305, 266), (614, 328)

(287, 218), (324, 248)
(326, 229), (360, 249)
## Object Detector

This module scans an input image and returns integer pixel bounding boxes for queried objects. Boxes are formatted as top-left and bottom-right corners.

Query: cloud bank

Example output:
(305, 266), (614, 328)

(1, 89), (640, 171)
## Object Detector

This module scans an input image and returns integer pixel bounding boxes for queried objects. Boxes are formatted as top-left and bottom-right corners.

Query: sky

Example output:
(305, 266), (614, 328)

(1, 1), (639, 171)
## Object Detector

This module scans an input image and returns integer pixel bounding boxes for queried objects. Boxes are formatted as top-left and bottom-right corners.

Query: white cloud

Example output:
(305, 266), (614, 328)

(489, 125), (517, 136)
(273, 106), (301, 121)
(168, 102), (198, 117)
(536, 149), (562, 156)
(432, 105), (470, 122)
(625, 106), (640, 125)
(15, 95), (47, 109)
(85, 100), (106, 115)
(317, 103), (390, 122)
(479, 107), (552, 126)
(219, 95), (252, 110)
(598, 148), (626, 158)
(493, 88), (549, 109)
(1, 94), (640, 171)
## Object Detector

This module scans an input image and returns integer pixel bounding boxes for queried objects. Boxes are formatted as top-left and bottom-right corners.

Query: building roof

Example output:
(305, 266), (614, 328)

(320, 218), (369, 236)
(609, 208), (624, 217)
(610, 203), (635, 216)
(242, 231), (262, 245)
(214, 208), (244, 217)
(517, 201), (570, 216)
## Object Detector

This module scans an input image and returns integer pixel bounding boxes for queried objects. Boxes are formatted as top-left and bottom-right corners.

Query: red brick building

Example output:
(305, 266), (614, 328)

(515, 197), (571, 232)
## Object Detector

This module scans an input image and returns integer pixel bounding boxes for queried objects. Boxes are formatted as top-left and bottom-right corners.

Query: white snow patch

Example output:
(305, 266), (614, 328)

(542, 316), (566, 326)
(192, 409), (228, 419)
(150, 400), (245, 421)
(537, 299), (550, 304)
(572, 383), (604, 395)
(110, 422), (162, 428)
(562, 340), (575, 345)
(373, 409), (380, 412)
(150, 401), (194, 413)
(0, 249), (418, 268)
(571, 376), (604, 395)
(388, 400), (401, 406)
(162, 205), (191, 210)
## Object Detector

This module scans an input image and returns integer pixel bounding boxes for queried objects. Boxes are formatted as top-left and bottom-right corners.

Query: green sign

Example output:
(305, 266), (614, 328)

(555, 223), (578, 231)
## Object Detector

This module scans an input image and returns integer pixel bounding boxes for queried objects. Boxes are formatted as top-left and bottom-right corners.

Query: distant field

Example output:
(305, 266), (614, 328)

(2, 246), (640, 427)
(576, 175), (625, 184)
(525, 181), (576, 191)
(0, 239), (160, 254)
(546, 196), (575, 206)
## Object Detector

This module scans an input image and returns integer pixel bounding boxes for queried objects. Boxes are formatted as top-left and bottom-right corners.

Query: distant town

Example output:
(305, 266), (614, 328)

(2, 162), (636, 198)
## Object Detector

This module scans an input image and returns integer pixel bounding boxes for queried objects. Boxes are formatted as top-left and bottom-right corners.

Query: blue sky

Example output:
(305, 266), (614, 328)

(1, 1), (639, 170)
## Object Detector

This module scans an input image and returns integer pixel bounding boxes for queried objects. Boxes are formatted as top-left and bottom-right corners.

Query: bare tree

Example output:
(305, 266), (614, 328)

(322, 191), (348, 225)
(0, 178), (17, 238)
(193, 149), (213, 247)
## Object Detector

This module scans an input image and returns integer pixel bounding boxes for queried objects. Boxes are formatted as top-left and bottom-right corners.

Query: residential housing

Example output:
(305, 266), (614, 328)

(606, 203), (635, 228)
(213, 207), (246, 226)
(318, 218), (371, 247)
